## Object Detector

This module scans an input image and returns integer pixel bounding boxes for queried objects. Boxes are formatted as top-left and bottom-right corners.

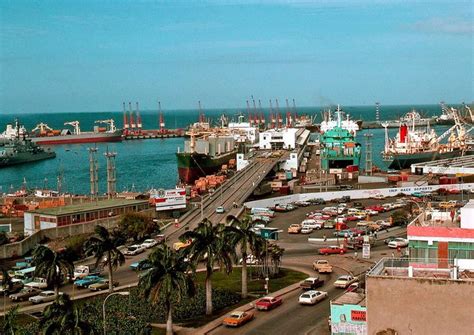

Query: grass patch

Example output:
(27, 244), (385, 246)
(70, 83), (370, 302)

(195, 267), (307, 295)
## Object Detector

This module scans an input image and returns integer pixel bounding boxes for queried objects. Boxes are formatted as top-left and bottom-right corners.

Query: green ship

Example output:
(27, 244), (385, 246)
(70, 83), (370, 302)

(0, 120), (56, 168)
(320, 117), (361, 170)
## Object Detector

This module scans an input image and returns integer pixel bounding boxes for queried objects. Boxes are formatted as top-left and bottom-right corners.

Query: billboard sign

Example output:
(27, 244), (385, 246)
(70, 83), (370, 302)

(362, 243), (370, 259)
(151, 188), (187, 211)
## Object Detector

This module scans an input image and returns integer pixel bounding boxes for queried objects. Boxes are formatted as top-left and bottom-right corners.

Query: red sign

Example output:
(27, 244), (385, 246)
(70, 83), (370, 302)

(351, 310), (366, 322)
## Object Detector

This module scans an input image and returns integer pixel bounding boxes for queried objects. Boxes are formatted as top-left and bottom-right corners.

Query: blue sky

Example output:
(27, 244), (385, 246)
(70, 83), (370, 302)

(0, 0), (472, 113)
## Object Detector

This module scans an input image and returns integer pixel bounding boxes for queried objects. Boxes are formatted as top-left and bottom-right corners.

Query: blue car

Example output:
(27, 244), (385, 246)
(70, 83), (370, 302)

(130, 259), (152, 271)
(74, 275), (103, 288)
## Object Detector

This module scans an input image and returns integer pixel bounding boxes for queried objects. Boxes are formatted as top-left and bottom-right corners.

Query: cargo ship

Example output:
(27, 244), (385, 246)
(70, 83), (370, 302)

(176, 131), (237, 184)
(320, 110), (361, 170)
(0, 121), (56, 167)
(320, 105), (361, 135)
(382, 111), (473, 170)
(30, 120), (122, 145)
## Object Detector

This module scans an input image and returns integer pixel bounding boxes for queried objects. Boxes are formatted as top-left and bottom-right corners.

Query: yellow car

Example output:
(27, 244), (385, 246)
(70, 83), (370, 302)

(173, 240), (191, 251)
(223, 311), (254, 327)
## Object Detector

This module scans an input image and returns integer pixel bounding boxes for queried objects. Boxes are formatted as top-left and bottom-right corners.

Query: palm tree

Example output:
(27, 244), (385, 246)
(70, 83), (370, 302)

(268, 243), (285, 275)
(225, 215), (265, 298)
(2, 305), (19, 335)
(139, 244), (195, 335)
(84, 225), (125, 293)
(32, 246), (74, 295)
(41, 293), (94, 335)
(180, 219), (234, 316)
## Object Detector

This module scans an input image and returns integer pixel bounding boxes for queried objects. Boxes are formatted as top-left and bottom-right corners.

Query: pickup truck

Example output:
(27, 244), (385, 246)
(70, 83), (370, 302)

(24, 278), (48, 290)
(334, 275), (358, 288)
(300, 277), (324, 290)
(73, 264), (102, 280)
(312, 260), (333, 273)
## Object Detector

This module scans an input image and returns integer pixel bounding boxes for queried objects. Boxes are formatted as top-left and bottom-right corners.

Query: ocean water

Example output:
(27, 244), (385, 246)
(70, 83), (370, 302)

(0, 104), (449, 194)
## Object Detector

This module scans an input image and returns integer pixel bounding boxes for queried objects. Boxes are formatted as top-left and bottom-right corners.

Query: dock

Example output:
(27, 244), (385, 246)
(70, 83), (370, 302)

(122, 129), (185, 140)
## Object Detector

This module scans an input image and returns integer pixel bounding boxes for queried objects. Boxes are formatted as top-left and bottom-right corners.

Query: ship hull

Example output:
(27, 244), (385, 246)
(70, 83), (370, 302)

(176, 151), (236, 184)
(0, 151), (56, 168)
(31, 131), (122, 145)
(386, 149), (472, 170)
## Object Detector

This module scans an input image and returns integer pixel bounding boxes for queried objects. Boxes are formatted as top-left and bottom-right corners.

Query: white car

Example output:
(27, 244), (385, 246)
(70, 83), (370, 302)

(388, 238), (409, 248)
(24, 278), (48, 290)
(239, 255), (260, 265)
(29, 291), (62, 304)
(123, 244), (146, 256)
(334, 275), (358, 288)
(301, 219), (324, 229)
(375, 219), (391, 227)
(141, 239), (158, 249)
(365, 209), (379, 215)
(216, 206), (225, 213)
(300, 227), (313, 234)
(298, 290), (328, 305)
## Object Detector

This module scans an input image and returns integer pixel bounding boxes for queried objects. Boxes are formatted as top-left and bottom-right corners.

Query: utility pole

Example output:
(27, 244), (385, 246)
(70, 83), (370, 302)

(365, 133), (373, 176)
(88, 146), (99, 199)
(104, 148), (117, 199)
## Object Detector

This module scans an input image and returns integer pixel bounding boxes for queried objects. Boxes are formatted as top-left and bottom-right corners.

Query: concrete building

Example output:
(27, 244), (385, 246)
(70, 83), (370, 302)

(228, 120), (259, 143)
(330, 291), (367, 335)
(259, 128), (300, 150)
(408, 200), (474, 266)
(24, 199), (149, 235)
(366, 257), (474, 335)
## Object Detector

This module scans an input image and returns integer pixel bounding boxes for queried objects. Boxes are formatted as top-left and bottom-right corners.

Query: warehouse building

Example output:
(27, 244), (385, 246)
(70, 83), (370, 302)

(24, 199), (149, 235)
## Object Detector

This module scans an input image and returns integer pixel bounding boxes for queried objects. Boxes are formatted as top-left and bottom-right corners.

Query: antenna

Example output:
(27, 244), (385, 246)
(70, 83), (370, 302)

(104, 147), (117, 199)
(364, 133), (373, 176)
(88, 146), (99, 198)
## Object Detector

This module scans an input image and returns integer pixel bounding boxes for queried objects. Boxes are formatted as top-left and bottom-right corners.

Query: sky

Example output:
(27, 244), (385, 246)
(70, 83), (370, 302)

(0, 0), (473, 114)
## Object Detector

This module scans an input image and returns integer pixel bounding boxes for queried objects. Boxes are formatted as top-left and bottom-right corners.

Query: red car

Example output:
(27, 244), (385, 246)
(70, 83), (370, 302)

(255, 296), (283, 311)
(345, 215), (359, 222)
(318, 246), (347, 255)
(365, 205), (385, 212)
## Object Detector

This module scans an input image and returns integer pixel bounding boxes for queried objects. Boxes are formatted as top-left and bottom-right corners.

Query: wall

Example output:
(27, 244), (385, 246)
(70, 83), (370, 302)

(244, 182), (474, 209)
(331, 303), (367, 335)
(366, 275), (474, 335)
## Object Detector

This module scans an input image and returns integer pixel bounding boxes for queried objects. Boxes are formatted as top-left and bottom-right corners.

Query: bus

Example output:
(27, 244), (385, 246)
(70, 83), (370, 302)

(13, 266), (36, 284)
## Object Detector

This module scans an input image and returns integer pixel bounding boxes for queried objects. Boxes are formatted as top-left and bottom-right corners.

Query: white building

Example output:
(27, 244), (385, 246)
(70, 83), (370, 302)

(259, 128), (300, 150)
(228, 121), (259, 144)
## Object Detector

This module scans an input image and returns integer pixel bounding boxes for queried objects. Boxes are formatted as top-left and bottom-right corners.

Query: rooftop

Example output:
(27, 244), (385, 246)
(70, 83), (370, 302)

(411, 154), (474, 174)
(27, 199), (149, 216)
(332, 291), (366, 307)
(367, 257), (474, 281)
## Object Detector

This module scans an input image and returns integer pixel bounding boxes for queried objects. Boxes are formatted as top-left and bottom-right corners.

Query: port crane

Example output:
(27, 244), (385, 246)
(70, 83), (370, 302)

(32, 123), (53, 133)
(95, 119), (117, 132)
(64, 121), (81, 135)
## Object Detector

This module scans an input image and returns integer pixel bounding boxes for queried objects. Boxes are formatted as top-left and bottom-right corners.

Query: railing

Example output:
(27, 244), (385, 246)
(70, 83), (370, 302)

(367, 257), (456, 278)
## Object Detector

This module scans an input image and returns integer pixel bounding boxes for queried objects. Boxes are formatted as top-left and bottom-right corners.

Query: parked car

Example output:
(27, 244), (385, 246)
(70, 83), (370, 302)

(301, 219), (324, 230)
(9, 287), (41, 301)
(375, 219), (391, 227)
(298, 290), (328, 305)
(334, 275), (358, 288)
(215, 206), (225, 213)
(365, 209), (379, 216)
(312, 260), (333, 273)
(294, 201), (311, 207)
(88, 279), (119, 291)
(239, 255), (260, 265)
(366, 205), (385, 212)
(130, 259), (152, 271)
(29, 291), (62, 304)
(123, 244), (146, 256)
(324, 221), (335, 229)
(300, 277), (324, 290)
(141, 239), (158, 249)
(301, 227), (313, 234)
(72, 265), (101, 280)
(318, 246), (347, 255)
(24, 278), (48, 290)
(0, 279), (23, 295)
(74, 275), (103, 288)
(222, 311), (254, 327)
(288, 224), (302, 234)
(388, 238), (409, 248)
(344, 215), (359, 222)
(309, 198), (326, 205)
(255, 296), (282, 311)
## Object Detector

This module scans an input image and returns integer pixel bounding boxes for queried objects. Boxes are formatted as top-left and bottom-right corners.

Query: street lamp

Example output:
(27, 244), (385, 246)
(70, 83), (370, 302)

(103, 291), (130, 335)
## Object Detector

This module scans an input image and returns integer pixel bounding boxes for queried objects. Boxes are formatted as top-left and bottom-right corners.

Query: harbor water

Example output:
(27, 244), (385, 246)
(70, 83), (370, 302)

(0, 104), (450, 194)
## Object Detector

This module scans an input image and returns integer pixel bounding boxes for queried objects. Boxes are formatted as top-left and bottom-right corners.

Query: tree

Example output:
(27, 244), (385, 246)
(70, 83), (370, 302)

(139, 245), (195, 335)
(392, 210), (409, 226)
(0, 232), (8, 246)
(84, 225), (125, 293)
(225, 215), (265, 298)
(2, 305), (19, 335)
(267, 244), (285, 275)
(118, 212), (159, 242)
(180, 220), (234, 316)
(32, 246), (74, 295)
(40, 293), (94, 334)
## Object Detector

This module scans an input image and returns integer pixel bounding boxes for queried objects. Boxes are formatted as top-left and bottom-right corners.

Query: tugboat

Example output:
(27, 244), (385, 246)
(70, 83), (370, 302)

(0, 120), (56, 168)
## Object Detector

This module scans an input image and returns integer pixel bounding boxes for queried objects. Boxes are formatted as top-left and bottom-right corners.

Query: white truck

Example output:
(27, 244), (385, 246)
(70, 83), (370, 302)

(24, 277), (48, 289)
(312, 260), (333, 274)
